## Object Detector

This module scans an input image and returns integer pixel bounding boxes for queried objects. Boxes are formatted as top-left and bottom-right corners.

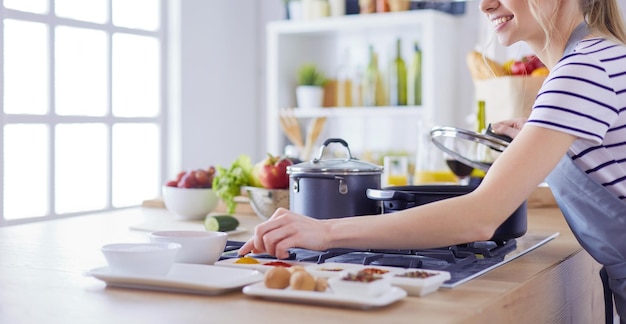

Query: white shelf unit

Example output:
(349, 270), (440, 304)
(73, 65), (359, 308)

(266, 10), (462, 158)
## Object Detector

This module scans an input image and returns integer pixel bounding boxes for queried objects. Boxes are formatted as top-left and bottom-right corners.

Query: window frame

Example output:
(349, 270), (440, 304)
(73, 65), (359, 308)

(0, 0), (172, 226)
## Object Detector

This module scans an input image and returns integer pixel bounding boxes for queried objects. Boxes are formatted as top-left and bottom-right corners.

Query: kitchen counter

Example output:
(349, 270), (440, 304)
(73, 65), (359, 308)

(0, 206), (605, 323)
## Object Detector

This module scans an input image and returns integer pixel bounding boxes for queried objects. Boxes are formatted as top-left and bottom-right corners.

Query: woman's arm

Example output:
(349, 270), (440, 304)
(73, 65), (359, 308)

(240, 125), (577, 258)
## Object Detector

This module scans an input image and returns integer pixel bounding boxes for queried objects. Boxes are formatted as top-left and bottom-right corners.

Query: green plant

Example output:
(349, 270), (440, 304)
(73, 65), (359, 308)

(297, 63), (326, 86)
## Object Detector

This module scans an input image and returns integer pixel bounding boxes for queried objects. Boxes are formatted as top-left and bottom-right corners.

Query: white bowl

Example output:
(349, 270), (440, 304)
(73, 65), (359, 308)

(389, 269), (451, 296)
(328, 271), (392, 297)
(162, 185), (219, 220)
(149, 230), (228, 265)
(100, 242), (181, 276)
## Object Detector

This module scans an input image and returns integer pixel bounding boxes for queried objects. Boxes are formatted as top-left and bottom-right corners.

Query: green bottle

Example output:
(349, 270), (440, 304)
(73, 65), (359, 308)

(409, 42), (422, 106)
(476, 100), (486, 133)
(389, 38), (407, 106)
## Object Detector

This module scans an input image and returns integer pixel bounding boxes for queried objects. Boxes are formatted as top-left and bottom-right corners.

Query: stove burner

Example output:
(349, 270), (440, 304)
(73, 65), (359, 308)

(221, 233), (558, 288)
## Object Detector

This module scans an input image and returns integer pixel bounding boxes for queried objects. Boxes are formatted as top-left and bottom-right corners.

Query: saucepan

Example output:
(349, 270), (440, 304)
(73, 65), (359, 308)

(367, 124), (526, 242)
(366, 185), (527, 241)
(287, 138), (383, 219)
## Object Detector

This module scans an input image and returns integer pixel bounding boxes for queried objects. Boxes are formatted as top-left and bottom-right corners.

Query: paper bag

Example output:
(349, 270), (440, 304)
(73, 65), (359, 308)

(474, 76), (546, 125)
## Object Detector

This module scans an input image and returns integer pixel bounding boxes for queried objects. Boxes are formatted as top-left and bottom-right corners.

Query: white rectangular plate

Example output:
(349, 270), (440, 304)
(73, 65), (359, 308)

(129, 220), (247, 235)
(213, 258), (313, 273)
(305, 264), (449, 296)
(242, 282), (407, 309)
(86, 263), (263, 295)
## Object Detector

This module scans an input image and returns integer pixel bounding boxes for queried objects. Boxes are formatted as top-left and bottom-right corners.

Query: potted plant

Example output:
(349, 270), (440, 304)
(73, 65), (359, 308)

(296, 63), (326, 109)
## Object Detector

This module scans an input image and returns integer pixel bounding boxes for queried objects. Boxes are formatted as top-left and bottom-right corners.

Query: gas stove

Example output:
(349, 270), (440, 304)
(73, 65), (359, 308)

(220, 232), (559, 288)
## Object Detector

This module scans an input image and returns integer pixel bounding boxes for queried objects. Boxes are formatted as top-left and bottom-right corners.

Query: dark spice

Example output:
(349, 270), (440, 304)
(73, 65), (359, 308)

(394, 270), (437, 278)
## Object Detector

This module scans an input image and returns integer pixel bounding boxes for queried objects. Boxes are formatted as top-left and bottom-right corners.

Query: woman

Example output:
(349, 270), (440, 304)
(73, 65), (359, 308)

(240, 0), (626, 320)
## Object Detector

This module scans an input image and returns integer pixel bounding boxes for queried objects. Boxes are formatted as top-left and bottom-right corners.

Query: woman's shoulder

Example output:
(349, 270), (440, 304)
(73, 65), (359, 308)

(565, 38), (626, 63)
(550, 38), (623, 84)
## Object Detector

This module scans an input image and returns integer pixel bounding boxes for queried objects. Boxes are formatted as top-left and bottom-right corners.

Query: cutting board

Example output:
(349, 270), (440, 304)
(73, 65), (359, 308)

(129, 212), (247, 235)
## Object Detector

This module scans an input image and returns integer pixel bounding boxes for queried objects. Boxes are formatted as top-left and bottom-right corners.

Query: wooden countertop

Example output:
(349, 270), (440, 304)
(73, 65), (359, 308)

(0, 206), (605, 323)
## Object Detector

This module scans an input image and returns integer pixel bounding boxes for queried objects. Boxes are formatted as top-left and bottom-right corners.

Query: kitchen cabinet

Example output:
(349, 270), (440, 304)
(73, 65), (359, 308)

(266, 10), (465, 159)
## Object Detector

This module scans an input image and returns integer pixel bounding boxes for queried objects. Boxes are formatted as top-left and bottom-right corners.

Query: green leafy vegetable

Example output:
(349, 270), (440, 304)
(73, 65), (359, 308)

(212, 155), (254, 215)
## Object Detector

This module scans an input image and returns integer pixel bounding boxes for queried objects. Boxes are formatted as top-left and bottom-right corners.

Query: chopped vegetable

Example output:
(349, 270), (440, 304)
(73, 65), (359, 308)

(212, 155), (254, 214)
(204, 214), (239, 232)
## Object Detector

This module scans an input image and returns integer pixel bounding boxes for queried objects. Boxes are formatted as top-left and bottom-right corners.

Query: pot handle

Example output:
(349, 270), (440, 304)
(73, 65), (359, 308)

(292, 174), (349, 195)
(366, 188), (416, 202)
(314, 138), (354, 162)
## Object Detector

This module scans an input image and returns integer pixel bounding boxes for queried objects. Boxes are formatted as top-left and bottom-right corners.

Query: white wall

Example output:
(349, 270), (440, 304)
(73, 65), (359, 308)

(177, 0), (284, 171)
(176, 0), (626, 171)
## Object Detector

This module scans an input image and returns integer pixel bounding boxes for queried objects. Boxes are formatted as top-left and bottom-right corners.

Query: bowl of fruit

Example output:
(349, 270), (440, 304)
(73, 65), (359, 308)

(243, 153), (293, 220)
(163, 167), (219, 220)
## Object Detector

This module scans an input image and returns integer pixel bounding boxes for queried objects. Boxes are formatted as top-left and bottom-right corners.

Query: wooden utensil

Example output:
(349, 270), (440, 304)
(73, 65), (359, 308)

(278, 109), (304, 149)
(301, 116), (327, 161)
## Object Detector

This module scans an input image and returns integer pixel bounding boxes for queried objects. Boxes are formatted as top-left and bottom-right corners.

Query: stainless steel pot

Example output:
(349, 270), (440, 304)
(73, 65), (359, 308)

(287, 138), (383, 219)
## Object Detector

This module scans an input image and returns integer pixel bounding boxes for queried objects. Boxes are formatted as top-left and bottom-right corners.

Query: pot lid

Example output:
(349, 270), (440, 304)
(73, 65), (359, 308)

(430, 125), (512, 172)
(287, 138), (383, 175)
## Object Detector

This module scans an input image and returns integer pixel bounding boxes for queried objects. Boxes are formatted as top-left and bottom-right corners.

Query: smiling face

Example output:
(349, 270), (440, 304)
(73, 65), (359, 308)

(479, 0), (557, 47)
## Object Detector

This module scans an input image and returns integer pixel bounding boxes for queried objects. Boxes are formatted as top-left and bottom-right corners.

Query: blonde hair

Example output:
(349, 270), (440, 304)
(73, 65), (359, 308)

(583, 0), (626, 43)
(528, 0), (626, 48)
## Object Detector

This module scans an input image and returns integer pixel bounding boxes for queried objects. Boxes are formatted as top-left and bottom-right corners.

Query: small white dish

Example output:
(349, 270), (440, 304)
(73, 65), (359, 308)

(100, 242), (181, 276)
(242, 282), (406, 309)
(353, 265), (405, 276)
(389, 269), (451, 296)
(149, 230), (227, 265)
(87, 263), (264, 295)
(327, 272), (392, 297)
(303, 263), (363, 278)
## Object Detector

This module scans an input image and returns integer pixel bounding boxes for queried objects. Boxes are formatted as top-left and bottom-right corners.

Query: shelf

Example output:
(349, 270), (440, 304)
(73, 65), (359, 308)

(267, 10), (457, 35)
(290, 106), (424, 118)
(265, 9), (465, 156)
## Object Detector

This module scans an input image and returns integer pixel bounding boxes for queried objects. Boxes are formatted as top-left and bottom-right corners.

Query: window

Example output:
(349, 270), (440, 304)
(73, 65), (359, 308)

(1, 0), (169, 225)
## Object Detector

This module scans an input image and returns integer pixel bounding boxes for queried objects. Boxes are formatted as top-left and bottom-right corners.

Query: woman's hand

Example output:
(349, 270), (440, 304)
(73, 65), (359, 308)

(491, 118), (527, 139)
(238, 208), (331, 259)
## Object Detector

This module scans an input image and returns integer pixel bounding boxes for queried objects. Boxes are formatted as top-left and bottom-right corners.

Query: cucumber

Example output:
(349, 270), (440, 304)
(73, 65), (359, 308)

(204, 214), (239, 232)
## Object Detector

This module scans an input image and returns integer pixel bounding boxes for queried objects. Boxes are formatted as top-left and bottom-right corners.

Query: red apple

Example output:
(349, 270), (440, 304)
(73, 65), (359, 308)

(167, 167), (215, 188)
(511, 55), (544, 75)
(194, 169), (211, 187)
(256, 153), (293, 189)
(178, 170), (198, 188)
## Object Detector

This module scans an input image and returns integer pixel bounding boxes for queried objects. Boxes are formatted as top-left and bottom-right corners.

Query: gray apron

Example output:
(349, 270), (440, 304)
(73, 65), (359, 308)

(546, 155), (626, 323)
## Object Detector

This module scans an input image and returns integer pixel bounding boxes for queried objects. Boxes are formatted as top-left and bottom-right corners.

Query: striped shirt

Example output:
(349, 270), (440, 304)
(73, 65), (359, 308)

(527, 38), (626, 200)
